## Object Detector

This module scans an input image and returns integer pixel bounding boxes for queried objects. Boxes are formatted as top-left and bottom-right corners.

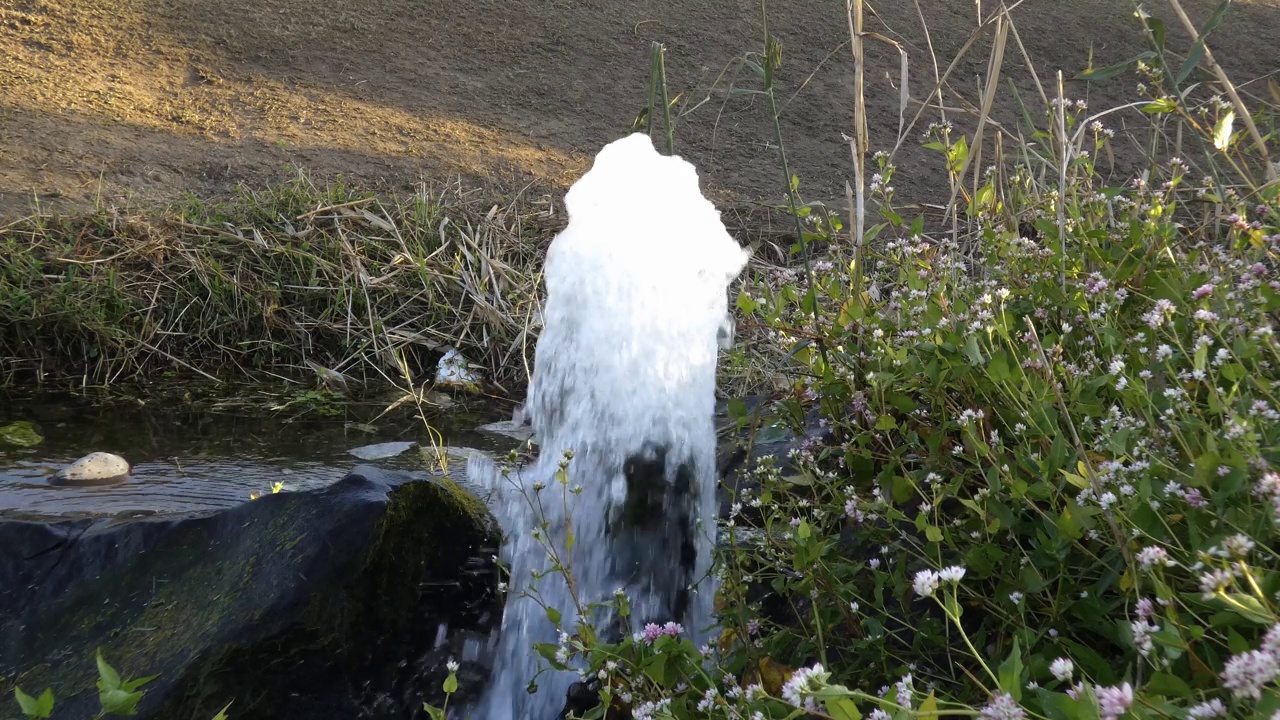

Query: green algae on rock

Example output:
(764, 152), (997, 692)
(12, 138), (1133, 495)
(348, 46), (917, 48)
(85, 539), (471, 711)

(0, 421), (43, 447)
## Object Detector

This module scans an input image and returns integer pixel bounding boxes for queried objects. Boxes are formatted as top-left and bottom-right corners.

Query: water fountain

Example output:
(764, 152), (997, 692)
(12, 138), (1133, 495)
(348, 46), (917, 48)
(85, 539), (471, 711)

(469, 132), (749, 719)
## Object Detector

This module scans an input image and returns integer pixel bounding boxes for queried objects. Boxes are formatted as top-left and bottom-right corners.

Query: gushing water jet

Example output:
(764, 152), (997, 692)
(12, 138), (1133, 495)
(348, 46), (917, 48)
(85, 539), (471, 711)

(470, 133), (748, 719)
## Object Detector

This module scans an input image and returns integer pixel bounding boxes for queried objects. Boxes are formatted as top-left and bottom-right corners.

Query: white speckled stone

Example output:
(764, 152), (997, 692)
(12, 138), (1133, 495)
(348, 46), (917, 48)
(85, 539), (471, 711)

(54, 452), (130, 485)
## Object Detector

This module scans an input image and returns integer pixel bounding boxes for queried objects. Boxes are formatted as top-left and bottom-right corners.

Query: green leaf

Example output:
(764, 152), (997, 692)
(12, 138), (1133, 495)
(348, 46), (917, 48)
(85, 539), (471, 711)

(1222, 593), (1274, 625)
(1177, 41), (1206, 84)
(535, 642), (567, 670)
(546, 607), (562, 625)
(888, 393), (917, 413)
(998, 637), (1024, 701)
(1221, 363), (1247, 382)
(987, 351), (1012, 382)
(736, 290), (759, 315)
(1037, 689), (1085, 720)
(96, 648), (122, 692)
(975, 182), (995, 209)
(1213, 110), (1235, 151)
(1142, 97), (1178, 114)
(1177, 0), (1230, 85)
(14, 688), (37, 716)
(1191, 451), (1220, 488)
(120, 674), (157, 693)
(964, 334), (984, 366)
(1057, 505), (1083, 541)
(641, 653), (668, 685)
(825, 698), (862, 720)
(1146, 672), (1192, 698)
(797, 520), (812, 540)
(1201, 1), (1231, 34)
(14, 687), (54, 719)
(211, 702), (233, 720)
(1149, 17), (1166, 50)
(98, 687), (144, 716)
(965, 545), (1006, 578)
(925, 525), (943, 543)
(443, 672), (459, 694)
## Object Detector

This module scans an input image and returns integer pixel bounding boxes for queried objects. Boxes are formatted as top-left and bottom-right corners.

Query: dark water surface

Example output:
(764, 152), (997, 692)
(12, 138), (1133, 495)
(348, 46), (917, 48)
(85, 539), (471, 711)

(0, 389), (512, 520)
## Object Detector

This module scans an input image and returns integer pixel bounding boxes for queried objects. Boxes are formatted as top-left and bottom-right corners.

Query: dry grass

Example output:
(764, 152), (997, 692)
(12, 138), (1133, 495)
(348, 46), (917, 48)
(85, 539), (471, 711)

(0, 176), (559, 392)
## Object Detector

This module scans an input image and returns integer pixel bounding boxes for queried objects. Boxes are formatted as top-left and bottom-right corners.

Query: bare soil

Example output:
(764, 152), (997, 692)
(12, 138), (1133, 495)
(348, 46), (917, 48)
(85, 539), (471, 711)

(1, 0), (1277, 217)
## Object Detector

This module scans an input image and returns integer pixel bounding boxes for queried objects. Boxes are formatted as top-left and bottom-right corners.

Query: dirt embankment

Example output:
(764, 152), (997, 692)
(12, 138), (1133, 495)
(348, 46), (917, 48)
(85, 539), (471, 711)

(1, 0), (1277, 217)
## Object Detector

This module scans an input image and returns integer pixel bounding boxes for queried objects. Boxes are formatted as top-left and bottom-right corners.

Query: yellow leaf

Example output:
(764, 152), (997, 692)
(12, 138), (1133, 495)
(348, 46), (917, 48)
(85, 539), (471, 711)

(1059, 469), (1090, 489)
(718, 628), (739, 651)
(759, 657), (795, 696)
(918, 692), (940, 720)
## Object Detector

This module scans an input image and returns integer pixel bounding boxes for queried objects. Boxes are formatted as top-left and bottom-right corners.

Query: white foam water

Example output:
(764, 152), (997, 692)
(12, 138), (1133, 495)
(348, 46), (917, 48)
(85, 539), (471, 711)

(467, 133), (748, 719)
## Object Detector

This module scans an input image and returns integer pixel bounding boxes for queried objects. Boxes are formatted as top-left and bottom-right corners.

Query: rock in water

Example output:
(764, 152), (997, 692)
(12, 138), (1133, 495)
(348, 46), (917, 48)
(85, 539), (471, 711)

(472, 133), (749, 718)
(347, 440), (418, 460)
(0, 466), (500, 719)
(53, 451), (130, 485)
(435, 347), (481, 391)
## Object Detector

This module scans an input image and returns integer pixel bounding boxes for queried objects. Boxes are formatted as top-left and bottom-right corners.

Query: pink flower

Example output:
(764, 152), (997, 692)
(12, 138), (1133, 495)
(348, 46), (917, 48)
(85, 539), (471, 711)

(1136, 597), (1155, 619)
(1222, 649), (1279, 700)
(1184, 488), (1208, 509)
(1266, 624), (1280, 655)
(980, 693), (1025, 720)
(1097, 682), (1134, 720)
(1193, 283), (1216, 300)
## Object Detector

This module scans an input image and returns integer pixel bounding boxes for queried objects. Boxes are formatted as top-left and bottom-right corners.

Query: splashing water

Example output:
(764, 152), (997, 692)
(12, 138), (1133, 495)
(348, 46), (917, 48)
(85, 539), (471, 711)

(469, 133), (749, 719)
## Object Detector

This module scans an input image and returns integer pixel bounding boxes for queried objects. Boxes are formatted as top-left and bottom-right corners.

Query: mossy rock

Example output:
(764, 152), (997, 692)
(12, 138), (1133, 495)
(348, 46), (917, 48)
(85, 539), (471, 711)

(0, 465), (500, 719)
(0, 420), (43, 447)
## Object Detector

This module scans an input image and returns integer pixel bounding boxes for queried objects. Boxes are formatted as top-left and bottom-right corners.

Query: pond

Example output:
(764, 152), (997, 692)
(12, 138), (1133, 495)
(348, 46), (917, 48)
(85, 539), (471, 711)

(0, 388), (521, 521)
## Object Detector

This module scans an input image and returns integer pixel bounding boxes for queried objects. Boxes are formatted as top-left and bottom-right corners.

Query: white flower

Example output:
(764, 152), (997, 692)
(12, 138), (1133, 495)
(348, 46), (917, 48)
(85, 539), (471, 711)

(913, 570), (942, 597)
(781, 663), (829, 709)
(938, 566), (967, 584)
(1050, 657), (1074, 682)
(1222, 533), (1256, 557)
(1136, 546), (1171, 570)
(1131, 619), (1159, 657)
(446, 657), (460, 673)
